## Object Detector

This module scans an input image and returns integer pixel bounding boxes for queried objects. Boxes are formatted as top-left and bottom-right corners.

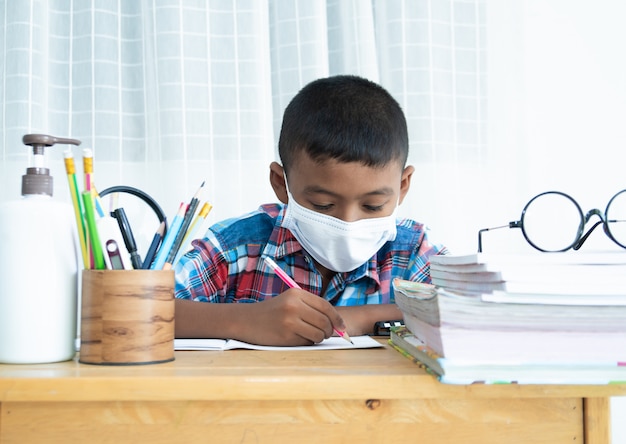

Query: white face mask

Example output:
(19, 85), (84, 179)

(282, 186), (398, 272)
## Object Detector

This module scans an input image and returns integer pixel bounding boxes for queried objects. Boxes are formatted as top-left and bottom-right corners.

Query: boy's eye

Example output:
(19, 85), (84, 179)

(312, 203), (333, 211)
(364, 204), (385, 212)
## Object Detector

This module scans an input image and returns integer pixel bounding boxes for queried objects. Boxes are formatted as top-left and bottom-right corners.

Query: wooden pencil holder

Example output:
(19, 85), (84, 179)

(79, 269), (175, 365)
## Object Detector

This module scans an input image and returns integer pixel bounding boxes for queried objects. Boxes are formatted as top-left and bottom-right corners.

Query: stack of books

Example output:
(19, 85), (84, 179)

(429, 251), (626, 297)
(390, 251), (626, 384)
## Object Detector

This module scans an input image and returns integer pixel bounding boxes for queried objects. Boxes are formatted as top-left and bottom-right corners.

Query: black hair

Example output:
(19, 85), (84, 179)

(278, 75), (409, 175)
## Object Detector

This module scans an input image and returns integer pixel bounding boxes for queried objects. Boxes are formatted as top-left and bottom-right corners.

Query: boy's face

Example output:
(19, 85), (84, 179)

(270, 151), (414, 222)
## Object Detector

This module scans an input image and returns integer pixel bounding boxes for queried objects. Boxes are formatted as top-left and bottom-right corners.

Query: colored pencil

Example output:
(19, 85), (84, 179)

(64, 149), (89, 269)
(263, 257), (353, 344)
(151, 202), (186, 270)
(82, 148), (105, 218)
(83, 148), (94, 192)
(181, 201), (212, 246)
(82, 191), (106, 270)
(173, 201), (213, 265)
(163, 182), (205, 269)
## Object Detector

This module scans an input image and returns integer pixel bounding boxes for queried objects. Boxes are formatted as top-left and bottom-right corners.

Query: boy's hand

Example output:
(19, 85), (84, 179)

(238, 288), (346, 346)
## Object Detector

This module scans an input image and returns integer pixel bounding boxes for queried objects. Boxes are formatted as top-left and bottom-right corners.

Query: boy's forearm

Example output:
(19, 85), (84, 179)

(175, 298), (241, 339)
(175, 298), (403, 341)
(335, 304), (403, 336)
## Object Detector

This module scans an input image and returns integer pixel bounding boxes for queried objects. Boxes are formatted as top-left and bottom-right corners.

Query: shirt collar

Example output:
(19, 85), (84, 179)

(262, 204), (382, 294)
(267, 204), (304, 259)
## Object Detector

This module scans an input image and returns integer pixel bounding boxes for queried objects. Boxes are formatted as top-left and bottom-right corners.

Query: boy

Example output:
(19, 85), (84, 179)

(175, 75), (447, 346)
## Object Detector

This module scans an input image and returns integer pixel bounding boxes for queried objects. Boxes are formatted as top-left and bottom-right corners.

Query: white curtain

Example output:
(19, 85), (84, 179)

(0, 0), (486, 252)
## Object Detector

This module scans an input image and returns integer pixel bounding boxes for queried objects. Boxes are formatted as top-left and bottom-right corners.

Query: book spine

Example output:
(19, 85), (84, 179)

(388, 340), (441, 379)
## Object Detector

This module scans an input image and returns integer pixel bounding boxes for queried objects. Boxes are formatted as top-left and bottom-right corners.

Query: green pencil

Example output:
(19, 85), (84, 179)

(82, 191), (106, 270)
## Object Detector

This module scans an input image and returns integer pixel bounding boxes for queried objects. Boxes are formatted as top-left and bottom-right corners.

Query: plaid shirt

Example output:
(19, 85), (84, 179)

(175, 203), (447, 306)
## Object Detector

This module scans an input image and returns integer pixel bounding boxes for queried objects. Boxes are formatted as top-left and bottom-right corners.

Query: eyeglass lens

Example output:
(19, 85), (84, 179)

(521, 191), (626, 252)
(521, 192), (583, 252)
(606, 190), (626, 248)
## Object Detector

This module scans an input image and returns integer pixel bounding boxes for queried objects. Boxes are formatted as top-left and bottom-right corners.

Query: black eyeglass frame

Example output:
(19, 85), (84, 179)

(477, 190), (626, 253)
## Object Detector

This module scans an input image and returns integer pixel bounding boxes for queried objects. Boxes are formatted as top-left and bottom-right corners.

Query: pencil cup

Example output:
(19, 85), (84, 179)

(79, 270), (175, 365)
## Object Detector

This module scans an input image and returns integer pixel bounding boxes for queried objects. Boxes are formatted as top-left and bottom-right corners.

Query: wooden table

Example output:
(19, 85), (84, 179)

(1, 340), (624, 444)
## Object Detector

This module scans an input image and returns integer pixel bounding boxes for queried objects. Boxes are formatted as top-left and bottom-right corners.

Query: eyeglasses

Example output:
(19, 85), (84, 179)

(477, 190), (626, 253)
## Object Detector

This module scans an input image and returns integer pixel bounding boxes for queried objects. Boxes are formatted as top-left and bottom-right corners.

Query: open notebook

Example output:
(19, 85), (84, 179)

(174, 335), (383, 351)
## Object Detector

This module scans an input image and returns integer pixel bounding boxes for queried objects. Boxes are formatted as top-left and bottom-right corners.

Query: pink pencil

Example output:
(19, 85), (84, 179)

(264, 257), (353, 344)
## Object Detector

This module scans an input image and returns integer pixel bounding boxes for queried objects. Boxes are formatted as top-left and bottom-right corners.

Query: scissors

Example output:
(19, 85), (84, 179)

(99, 185), (168, 269)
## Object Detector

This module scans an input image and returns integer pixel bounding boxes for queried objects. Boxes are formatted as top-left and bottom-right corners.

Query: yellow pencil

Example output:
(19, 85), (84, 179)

(181, 201), (212, 245)
(64, 149), (89, 268)
(82, 148), (105, 217)
(173, 201), (213, 265)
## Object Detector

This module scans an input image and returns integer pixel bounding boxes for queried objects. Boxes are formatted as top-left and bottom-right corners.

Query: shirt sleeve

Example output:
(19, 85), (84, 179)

(174, 230), (229, 303)
(405, 227), (449, 284)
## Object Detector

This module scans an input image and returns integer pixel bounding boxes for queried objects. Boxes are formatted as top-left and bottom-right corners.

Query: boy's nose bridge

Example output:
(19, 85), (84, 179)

(335, 205), (362, 223)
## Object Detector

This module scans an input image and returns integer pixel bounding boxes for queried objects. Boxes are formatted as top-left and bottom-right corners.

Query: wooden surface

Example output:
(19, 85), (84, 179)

(585, 397), (612, 444)
(1, 340), (624, 444)
(80, 269), (175, 365)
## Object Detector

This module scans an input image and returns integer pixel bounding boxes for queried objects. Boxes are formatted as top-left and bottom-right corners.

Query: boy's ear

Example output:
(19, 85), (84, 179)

(269, 161), (288, 204)
(398, 165), (415, 205)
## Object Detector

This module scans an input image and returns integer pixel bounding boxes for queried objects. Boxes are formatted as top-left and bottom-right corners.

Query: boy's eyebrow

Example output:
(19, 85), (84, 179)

(304, 185), (395, 197)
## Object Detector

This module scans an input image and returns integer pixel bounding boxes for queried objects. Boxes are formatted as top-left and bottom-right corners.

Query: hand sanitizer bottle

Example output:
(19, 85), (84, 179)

(0, 134), (82, 363)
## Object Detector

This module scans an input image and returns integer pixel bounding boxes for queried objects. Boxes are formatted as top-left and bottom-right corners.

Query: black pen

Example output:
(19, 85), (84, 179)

(112, 207), (143, 269)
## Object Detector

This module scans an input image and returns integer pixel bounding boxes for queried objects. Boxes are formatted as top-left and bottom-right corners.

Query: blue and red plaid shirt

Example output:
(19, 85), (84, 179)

(174, 203), (447, 306)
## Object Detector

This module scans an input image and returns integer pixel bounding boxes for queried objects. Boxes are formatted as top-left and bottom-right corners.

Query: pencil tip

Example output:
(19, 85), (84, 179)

(346, 335), (354, 345)
(338, 329), (354, 345)
(192, 181), (206, 199)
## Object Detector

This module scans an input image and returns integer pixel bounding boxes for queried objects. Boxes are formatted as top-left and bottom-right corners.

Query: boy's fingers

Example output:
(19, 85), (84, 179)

(297, 290), (346, 333)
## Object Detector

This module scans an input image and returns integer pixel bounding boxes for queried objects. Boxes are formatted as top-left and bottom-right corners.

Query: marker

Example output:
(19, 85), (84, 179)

(263, 257), (353, 344)
(112, 207), (142, 269)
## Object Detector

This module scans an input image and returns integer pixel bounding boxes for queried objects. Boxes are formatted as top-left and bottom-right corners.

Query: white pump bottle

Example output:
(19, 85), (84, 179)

(0, 134), (81, 363)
